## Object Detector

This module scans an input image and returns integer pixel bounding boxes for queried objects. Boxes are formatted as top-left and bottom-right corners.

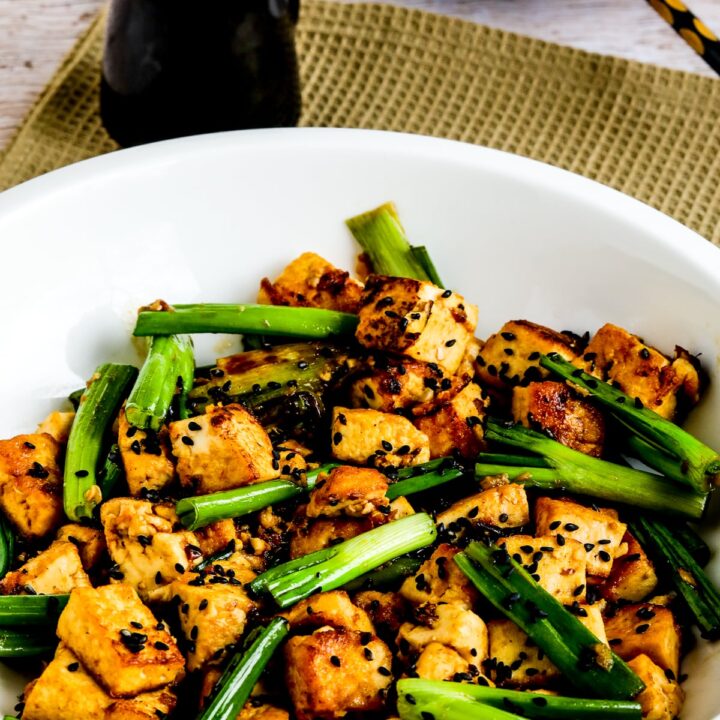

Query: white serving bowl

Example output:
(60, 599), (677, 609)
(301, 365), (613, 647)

(0, 128), (719, 717)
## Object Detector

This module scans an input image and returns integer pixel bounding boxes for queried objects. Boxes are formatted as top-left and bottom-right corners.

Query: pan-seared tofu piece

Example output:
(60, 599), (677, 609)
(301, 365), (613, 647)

(283, 590), (374, 633)
(400, 544), (479, 609)
(397, 602), (488, 664)
(36, 411), (75, 444)
(101, 498), (201, 602)
(576, 323), (701, 419)
(56, 524), (107, 570)
(354, 591), (408, 639)
(118, 410), (175, 497)
(258, 252), (364, 314)
(602, 531), (658, 602)
(57, 584), (185, 697)
(414, 381), (488, 459)
(23, 644), (177, 720)
(194, 519), (239, 557)
(169, 404), (277, 495)
(436, 484), (530, 533)
(170, 561), (256, 671)
(604, 604), (681, 676)
(627, 654), (684, 720)
(534, 497), (627, 578)
(330, 407), (430, 468)
(307, 466), (389, 518)
(285, 627), (392, 719)
(0, 540), (90, 595)
(512, 381), (605, 457)
(500, 535), (587, 604)
(413, 642), (491, 683)
(0, 433), (63, 538)
(289, 515), (370, 559)
(356, 275), (478, 375)
(476, 320), (580, 391)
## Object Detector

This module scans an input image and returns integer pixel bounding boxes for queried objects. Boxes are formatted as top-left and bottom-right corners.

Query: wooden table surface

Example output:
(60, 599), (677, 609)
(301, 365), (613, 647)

(1, 0), (720, 147)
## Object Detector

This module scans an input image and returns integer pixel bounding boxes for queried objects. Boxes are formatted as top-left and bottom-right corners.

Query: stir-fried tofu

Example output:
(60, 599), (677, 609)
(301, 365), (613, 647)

(413, 642), (491, 683)
(307, 466), (389, 518)
(330, 407), (430, 468)
(57, 584), (185, 697)
(476, 320), (580, 391)
(0, 539), (90, 595)
(0, 433), (63, 538)
(414, 381), (488, 459)
(258, 252), (364, 314)
(118, 411), (175, 497)
(397, 602), (488, 664)
(354, 591), (408, 639)
(436, 484), (530, 534)
(36, 410), (75, 444)
(512, 381), (605, 457)
(602, 531), (658, 602)
(576, 323), (701, 419)
(399, 544), (479, 609)
(604, 604), (681, 676)
(283, 591), (374, 633)
(627, 654), (684, 720)
(285, 627), (393, 719)
(534, 497), (627, 578)
(101, 498), (201, 602)
(170, 559), (256, 671)
(56, 524), (107, 571)
(356, 275), (478, 375)
(500, 535), (587, 604)
(194, 519), (239, 557)
(23, 644), (177, 720)
(289, 514), (370, 559)
(169, 404), (277, 495)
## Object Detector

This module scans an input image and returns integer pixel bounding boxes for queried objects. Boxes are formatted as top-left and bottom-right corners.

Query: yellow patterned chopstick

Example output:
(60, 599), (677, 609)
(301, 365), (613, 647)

(646, 0), (720, 75)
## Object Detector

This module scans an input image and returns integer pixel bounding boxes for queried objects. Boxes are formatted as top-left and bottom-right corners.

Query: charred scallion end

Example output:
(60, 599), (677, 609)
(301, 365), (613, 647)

(134, 304), (358, 339)
(346, 202), (442, 283)
(251, 513), (437, 608)
(478, 419), (707, 519)
(64, 363), (138, 522)
(396, 680), (642, 720)
(455, 541), (645, 700)
(0, 595), (69, 626)
(125, 334), (194, 430)
(198, 617), (289, 720)
(0, 514), (14, 581)
(0, 628), (57, 657)
(540, 352), (720, 492)
(629, 516), (720, 639)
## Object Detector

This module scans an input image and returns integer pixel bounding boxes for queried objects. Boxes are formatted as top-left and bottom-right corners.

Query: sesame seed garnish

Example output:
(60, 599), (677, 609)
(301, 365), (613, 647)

(130, 440), (141, 455)
(556, 534), (566, 546)
(639, 348), (650, 359)
(188, 421), (201, 431)
(598, 550), (611, 562)
(181, 436), (194, 446)
(584, 543), (595, 552)
(501, 332), (516, 341)
(199, 599), (208, 611)
(381, 440), (393, 451)
(175, 563), (185, 573)
(573, 584), (585, 597)
(549, 520), (561, 530)
(445, 339), (457, 347)
(333, 432), (343, 445)
(23, 441), (36, 449)
(67, 662), (79, 672)
(564, 523), (579, 532)
(154, 641), (169, 651)
(74, 469), (89, 478)
(378, 666), (392, 676)
(330, 654), (341, 667)
(27, 462), (49, 479)
(609, 638), (623, 646)
(635, 623), (650, 634)
(441, 290), (452, 298)
(498, 513), (509, 523)
(364, 647), (374, 660)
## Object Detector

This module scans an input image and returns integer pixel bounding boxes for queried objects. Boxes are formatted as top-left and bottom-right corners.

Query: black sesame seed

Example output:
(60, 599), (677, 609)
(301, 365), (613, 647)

(333, 432), (343, 445)
(445, 339), (457, 347)
(175, 563), (186, 573)
(27, 462), (49, 478)
(609, 638), (623, 646)
(364, 647), (374, 661)
(499, 513), (509, 523)
(598, 550), (612, 563)
(23, 441), (36, 449)
(188, 421), (201, 431)
(130, 440), (141, 455)
(67, 662), (80, 672)
(181, 436), (194, 446)
(74, 469), (89, 478)
(584, 543), (595, 552)
(199, 599), (208, 611)
(154, 641), (169, 651)
(441, 290), (452, 298)
(549, 520), (561, 530)
(382, 440), (393, 452)
(556, 534), (565, 546)
(501, 331), (516, 341)
(564, 523), (579, 532)
(378, 666), (392, 676)
(639, 348), (651, 359)
(573, 584), (585, 597)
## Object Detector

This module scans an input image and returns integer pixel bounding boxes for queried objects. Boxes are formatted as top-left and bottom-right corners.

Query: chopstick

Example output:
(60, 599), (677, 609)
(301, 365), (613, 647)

(646, 0), (720, 76)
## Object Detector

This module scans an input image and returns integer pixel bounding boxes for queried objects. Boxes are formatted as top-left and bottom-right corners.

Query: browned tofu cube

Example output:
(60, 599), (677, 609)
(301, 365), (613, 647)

(500, 534), (587, 604)
(56, 524), (107, 570)
(353, 591), (408, 639)
(104, 687), (177, 719)
(414, 642), (493, 684)
(626, 654), (684, 720)
(36, 411), (75, 445)
(576, 323), (701, 420)
(57, 584), (185, 697)
(194, 519), (239, 557)
(414, 381), (488, 459)
(283, 590), (374, 633)
(397, 602), (488, 663)
(118, 410), (175, 497)
(534, 497), (627, 577)
(258, 252), (364, 314)
(476, 320), (580, 392)
(0, 432), (63, 538)
(331, 407), (430, 468)
(604, 604), (681, 676)
(0, 539), (91, 595)
(399, 543), (479, 609)
(285, 628), (393, 719)
(306, 466), (389, 518)
(512, 381), (605, 457)
(436, 484), (530, 534)
(169, 404), (277, 494)
(289, 514), (370, 559)
(602, 531), (658, 602)
(101, 498), (201, 602)
(356, 275), (478, 375)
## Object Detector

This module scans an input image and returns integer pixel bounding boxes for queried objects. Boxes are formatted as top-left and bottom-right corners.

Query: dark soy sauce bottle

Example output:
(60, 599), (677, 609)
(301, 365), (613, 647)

(100, 0), (301, 147)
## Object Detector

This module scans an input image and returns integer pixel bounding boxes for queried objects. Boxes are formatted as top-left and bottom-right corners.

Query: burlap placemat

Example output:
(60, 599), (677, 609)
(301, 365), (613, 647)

(2, 1), (720, 243)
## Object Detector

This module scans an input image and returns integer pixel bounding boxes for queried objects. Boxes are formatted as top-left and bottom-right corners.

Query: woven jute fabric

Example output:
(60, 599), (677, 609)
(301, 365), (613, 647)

(2, 1), (720, 243)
